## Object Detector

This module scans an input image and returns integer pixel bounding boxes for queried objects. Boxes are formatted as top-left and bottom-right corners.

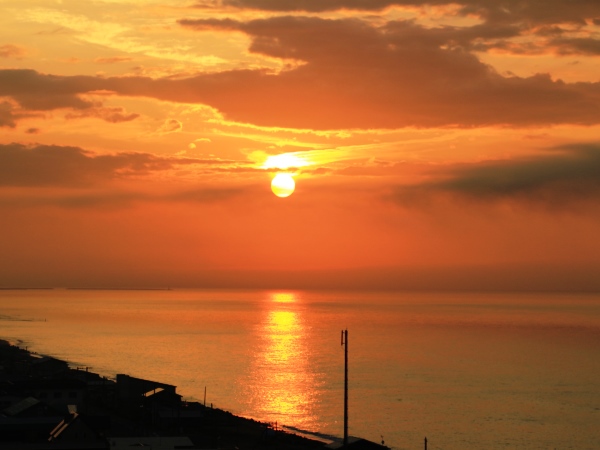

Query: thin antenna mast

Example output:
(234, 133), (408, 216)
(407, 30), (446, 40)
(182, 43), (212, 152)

(341, 329), (348, 447)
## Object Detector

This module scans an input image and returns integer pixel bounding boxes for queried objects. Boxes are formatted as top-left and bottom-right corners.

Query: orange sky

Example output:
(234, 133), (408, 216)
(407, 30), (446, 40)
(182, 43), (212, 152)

(1, 0), (600, 290)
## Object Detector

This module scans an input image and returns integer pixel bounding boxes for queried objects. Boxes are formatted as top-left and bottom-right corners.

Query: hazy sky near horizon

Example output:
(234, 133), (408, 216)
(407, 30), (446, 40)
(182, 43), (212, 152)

(1, 0), (600, 290)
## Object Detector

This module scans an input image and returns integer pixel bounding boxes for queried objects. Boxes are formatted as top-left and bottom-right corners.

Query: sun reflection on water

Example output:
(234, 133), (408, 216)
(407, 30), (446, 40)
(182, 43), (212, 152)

(271, 292), (297, 303)
(244, 292), (319, 429)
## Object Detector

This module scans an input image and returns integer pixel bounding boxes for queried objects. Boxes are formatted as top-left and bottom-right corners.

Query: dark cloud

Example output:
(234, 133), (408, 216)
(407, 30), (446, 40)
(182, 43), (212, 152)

(389, 143), (600, 208)
(0, 101), (17, 128)
(455, 0), (600, 26)
(175, 16), (600, 128)
(551, 37), (600, 55)
(0, 101), (41, 128)
(0, 70), (135, 125)
(534, 25), (566, 37)
(196, 0), (395, 12)
(65, 106), (140, 123)
(2, 13), (599, 130)
(0, 143), (242, 188)
(0, 69), (100, 111)
(0, 143), (165, 187)
(0, 186), (248, 210)
(207, 0), (600, 25)
(204, 0), (600, 56)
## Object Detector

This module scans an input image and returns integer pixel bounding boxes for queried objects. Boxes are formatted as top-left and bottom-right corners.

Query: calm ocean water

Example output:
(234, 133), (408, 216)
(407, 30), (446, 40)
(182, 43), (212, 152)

(1, 289), (600, 449)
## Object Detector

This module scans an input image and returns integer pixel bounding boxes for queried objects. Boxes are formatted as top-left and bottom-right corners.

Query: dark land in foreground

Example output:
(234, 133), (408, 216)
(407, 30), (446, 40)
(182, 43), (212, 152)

(0, 339), (389, 450)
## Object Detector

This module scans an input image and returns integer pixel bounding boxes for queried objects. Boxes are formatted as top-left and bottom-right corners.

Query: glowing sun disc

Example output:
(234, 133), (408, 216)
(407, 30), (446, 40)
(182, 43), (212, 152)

(271, 173), (295, 198)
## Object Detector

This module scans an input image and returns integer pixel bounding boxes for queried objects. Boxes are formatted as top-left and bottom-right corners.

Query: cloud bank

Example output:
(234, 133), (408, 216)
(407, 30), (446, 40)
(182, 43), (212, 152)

(2, 7), (599, 130)
(389, 143), (600, 208)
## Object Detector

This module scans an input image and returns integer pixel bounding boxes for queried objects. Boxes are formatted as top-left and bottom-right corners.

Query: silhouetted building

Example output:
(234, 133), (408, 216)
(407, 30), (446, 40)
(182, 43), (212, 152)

(116, 374), (178, 401)
(16, 378), (87, 411)
(0, 396), (64, 443)
(48, 411), (107, 448)
(30, 355), (70, 378)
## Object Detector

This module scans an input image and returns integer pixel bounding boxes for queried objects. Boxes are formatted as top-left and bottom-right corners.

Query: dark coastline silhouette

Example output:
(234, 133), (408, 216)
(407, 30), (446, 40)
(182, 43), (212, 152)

(0, 339), (389, 450)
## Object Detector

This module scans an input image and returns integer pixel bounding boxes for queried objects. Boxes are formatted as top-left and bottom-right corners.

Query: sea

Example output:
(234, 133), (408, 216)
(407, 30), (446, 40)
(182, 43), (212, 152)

(1, 288), (600, 450)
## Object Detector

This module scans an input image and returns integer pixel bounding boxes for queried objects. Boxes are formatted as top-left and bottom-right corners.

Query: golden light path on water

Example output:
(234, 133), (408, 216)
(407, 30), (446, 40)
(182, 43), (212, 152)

(243, 292), (319, 430)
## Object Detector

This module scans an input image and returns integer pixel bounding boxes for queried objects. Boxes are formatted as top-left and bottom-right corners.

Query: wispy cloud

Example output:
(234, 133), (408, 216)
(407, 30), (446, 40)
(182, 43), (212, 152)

(156, 118), (183, 134)
(94, 56), (134, 64)
(65, 106), (140, 123)
(0, 43), (26, 59)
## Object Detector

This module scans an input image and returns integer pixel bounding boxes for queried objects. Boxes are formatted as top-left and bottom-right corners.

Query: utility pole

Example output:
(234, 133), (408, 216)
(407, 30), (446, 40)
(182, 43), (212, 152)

(341, 329), (348, 447)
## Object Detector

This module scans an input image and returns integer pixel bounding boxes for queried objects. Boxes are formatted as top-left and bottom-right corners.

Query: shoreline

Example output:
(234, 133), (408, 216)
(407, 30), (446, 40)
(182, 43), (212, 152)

(0, 338), (347, 450)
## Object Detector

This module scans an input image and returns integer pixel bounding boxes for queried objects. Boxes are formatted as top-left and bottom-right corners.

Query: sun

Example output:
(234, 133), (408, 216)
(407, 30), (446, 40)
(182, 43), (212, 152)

(271, 173), (295, 198)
